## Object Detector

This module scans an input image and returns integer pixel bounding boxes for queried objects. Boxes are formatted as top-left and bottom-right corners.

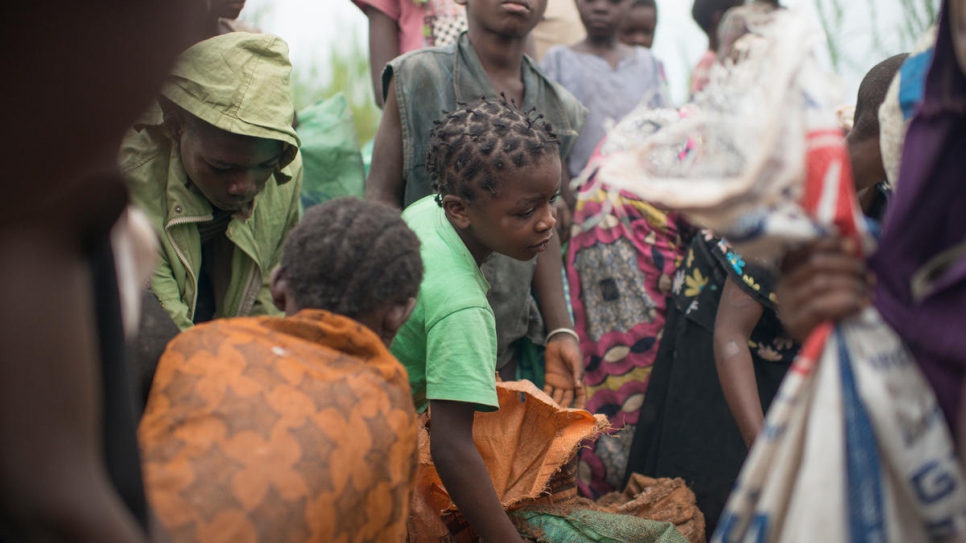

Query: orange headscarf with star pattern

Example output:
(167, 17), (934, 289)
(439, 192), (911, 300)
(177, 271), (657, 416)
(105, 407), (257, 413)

(138, 309), (417, 543)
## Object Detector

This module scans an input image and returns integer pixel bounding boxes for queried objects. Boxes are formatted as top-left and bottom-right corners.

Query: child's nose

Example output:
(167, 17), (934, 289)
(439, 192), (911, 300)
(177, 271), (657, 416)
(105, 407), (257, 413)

(537, 204), (556, 231)
(227, 171), (259, 196)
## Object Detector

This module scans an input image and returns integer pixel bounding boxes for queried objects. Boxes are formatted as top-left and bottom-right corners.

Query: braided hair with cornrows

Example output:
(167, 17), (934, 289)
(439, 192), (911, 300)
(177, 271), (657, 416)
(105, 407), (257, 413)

(279, 197), (423, 319)
(426, 95), (560, 206)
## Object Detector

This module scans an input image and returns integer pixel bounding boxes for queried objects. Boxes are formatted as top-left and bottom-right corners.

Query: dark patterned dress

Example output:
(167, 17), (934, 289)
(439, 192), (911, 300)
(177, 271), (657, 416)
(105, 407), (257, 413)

(625, 231), (799, 538)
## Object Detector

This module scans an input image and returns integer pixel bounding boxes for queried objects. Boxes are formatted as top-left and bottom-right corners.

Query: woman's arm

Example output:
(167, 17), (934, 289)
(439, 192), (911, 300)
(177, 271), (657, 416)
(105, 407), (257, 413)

(365, 77), (406, 208)
(364, 7), (399, 109)
(713, 276), (766, 448)
(430, 400), (525, 543)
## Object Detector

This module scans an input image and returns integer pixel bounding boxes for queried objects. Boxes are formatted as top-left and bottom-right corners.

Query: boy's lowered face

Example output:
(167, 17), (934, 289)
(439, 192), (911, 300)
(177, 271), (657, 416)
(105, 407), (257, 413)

(453, 154), (562, 262)
(173, 114), (284, 213)
(460, 0), (548, 39)
(576, 0), (632, 41)
(619, 5), (656, 48)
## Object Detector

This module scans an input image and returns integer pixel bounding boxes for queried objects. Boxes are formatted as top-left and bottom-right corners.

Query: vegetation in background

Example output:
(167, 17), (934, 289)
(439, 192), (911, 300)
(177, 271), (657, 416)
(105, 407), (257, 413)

(291, 32), (381, 145)
(896, 0), (940, 47)
(241, 6), (381, 145)
(816, 0), (940, 72)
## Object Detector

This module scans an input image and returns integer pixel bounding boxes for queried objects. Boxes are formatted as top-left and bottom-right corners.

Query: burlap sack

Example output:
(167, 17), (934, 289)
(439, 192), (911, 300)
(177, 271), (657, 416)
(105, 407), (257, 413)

(408, 380), (607, 542)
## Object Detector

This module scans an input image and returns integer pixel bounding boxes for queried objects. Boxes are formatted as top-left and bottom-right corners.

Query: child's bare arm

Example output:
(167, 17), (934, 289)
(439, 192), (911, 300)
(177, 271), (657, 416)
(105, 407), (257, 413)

(365, 77), (406, 208)
(430, 400), (525, 543)
(533, 236), (586, 409)
(364, 7), (399, 109)
(713, 276), (766, 448)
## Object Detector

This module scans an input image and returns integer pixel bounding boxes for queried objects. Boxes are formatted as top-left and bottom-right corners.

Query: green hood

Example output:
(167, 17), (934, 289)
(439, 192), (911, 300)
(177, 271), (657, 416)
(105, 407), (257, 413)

(161, 32), (300, 181)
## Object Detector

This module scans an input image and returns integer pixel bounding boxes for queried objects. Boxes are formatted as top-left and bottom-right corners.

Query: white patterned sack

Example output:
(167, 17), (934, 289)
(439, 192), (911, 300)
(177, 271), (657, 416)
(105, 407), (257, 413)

(714, 311), (966, 543)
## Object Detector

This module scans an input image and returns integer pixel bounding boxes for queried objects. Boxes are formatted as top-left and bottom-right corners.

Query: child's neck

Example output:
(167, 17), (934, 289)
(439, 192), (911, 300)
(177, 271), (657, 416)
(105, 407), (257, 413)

(449, 218), (492, 267)
(466, 24), (527, 107)
(574, 34), (626, 68)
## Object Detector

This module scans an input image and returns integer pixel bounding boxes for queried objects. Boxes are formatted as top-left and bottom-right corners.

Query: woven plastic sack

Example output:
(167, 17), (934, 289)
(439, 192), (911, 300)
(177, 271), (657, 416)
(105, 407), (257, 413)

(592, 9), (966, 543)
(597, 10), (853, 264)
(511, 505), (687, 543)
(296, 93), (365, 208)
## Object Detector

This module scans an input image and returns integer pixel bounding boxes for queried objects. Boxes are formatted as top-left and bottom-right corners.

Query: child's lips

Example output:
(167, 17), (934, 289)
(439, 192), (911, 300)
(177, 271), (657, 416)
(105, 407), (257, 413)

(529, 236), (552, 252)
(501, 0), (531, 14)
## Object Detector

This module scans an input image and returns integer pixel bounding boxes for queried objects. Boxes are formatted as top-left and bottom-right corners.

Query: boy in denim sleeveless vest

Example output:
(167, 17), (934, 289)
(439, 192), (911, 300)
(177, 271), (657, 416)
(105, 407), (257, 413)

(367, 0), (589, 412)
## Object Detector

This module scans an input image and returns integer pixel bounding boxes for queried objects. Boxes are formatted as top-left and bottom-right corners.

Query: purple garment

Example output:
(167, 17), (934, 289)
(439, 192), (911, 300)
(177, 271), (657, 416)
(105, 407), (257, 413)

(869, 2), (966, 435)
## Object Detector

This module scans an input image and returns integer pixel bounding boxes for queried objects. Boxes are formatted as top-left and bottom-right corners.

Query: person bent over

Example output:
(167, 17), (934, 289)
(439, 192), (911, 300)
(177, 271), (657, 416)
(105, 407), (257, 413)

(120, 32), (303, 330)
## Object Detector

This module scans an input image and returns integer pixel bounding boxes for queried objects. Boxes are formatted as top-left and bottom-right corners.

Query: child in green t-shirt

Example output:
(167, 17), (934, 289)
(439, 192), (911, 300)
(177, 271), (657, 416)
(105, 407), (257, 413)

(392, 97), (562, 543)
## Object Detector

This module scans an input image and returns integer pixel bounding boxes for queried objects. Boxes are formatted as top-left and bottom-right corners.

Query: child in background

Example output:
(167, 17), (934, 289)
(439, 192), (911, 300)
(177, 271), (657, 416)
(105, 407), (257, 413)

(541, 0), (669, 182)
(391, 97), (561, 543)
(366, 0), (587, 406)
(140, 199), (423, 543)
(353, 0), (466, 107)
(849, 54), (909, 218)
(619, 0), (658, 49)
(689, 0), (743, 96)
(532, 0), (587, 60)
(625, 53), (906, 538)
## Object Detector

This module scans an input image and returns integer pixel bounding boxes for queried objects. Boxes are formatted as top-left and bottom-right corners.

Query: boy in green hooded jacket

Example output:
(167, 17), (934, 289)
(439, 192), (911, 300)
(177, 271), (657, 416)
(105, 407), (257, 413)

(120, 32), (303, 330)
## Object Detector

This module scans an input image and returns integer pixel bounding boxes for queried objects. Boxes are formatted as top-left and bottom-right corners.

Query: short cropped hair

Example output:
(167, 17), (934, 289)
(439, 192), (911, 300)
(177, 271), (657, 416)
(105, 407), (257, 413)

(280, 198), (423, 319)
(852, 53), (909, 142)
(691, 0), (743, 35)
(633, 0), (657, 9)
(426, 95), (559, 205)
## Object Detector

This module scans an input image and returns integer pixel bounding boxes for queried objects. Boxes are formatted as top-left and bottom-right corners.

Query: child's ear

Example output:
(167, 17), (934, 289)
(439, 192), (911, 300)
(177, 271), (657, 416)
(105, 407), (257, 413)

(384, 297), (417, 338)
(269, 266), (290, 312)
(442, 195), (472, 229)
(160, 100), (184, 141)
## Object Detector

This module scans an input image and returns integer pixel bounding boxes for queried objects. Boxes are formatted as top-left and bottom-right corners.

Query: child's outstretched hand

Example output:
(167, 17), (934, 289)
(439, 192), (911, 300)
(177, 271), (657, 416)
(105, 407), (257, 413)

(544, 334), (587, 409)
(776, 236), (872, 342)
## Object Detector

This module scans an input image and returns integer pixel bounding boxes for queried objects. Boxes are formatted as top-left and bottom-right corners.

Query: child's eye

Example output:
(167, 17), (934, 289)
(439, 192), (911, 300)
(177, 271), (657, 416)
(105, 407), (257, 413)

(206, 161), (232, 172)
(518, 208), (536, 219)
(550, 192), (561, 204)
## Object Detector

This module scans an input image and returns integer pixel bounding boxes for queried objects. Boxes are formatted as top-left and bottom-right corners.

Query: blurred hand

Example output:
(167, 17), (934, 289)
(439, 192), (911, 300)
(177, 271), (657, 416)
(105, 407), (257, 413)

(777, 237), (872, 343)
(543, 334), (586, 409)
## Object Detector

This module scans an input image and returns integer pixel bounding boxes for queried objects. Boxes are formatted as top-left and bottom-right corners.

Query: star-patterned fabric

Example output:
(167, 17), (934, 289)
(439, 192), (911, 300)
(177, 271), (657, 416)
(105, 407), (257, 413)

(139, 309), (418, 543)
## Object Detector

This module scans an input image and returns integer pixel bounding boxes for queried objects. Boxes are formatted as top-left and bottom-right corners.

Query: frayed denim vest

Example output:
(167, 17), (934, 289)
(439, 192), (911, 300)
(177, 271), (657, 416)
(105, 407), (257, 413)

(384, 32), (586, 208)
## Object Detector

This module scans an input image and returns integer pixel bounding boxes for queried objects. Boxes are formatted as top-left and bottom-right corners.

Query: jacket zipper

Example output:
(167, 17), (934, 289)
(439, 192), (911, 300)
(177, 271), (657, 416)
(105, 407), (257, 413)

(165, 214), (212, 321)
(238, 260), (261, 316)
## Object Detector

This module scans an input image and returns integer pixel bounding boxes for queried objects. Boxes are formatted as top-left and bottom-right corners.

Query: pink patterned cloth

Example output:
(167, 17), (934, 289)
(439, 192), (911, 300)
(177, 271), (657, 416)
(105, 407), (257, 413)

(351, 0), (465, 55)
(566, 145), (693, 498)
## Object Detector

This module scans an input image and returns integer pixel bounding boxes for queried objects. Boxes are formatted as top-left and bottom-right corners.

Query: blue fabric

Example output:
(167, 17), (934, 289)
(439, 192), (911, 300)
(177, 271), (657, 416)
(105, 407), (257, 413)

(899, 48), (934, 121)
(838, 330), (886, 543)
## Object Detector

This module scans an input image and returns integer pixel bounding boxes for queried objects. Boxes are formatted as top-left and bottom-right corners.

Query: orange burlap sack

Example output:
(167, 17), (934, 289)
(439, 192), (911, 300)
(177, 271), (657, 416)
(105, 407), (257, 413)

(408, 380), (609, 542)
(598, 474), (706, 543)
(139, 310), (418, 543)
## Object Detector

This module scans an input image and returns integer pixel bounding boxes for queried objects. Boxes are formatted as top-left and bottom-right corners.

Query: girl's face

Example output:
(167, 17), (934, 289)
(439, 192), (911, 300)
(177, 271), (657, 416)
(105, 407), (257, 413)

(619, 5), (657, 48)
(576, 0), (633, 41)
(457, 154), (562, 263)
